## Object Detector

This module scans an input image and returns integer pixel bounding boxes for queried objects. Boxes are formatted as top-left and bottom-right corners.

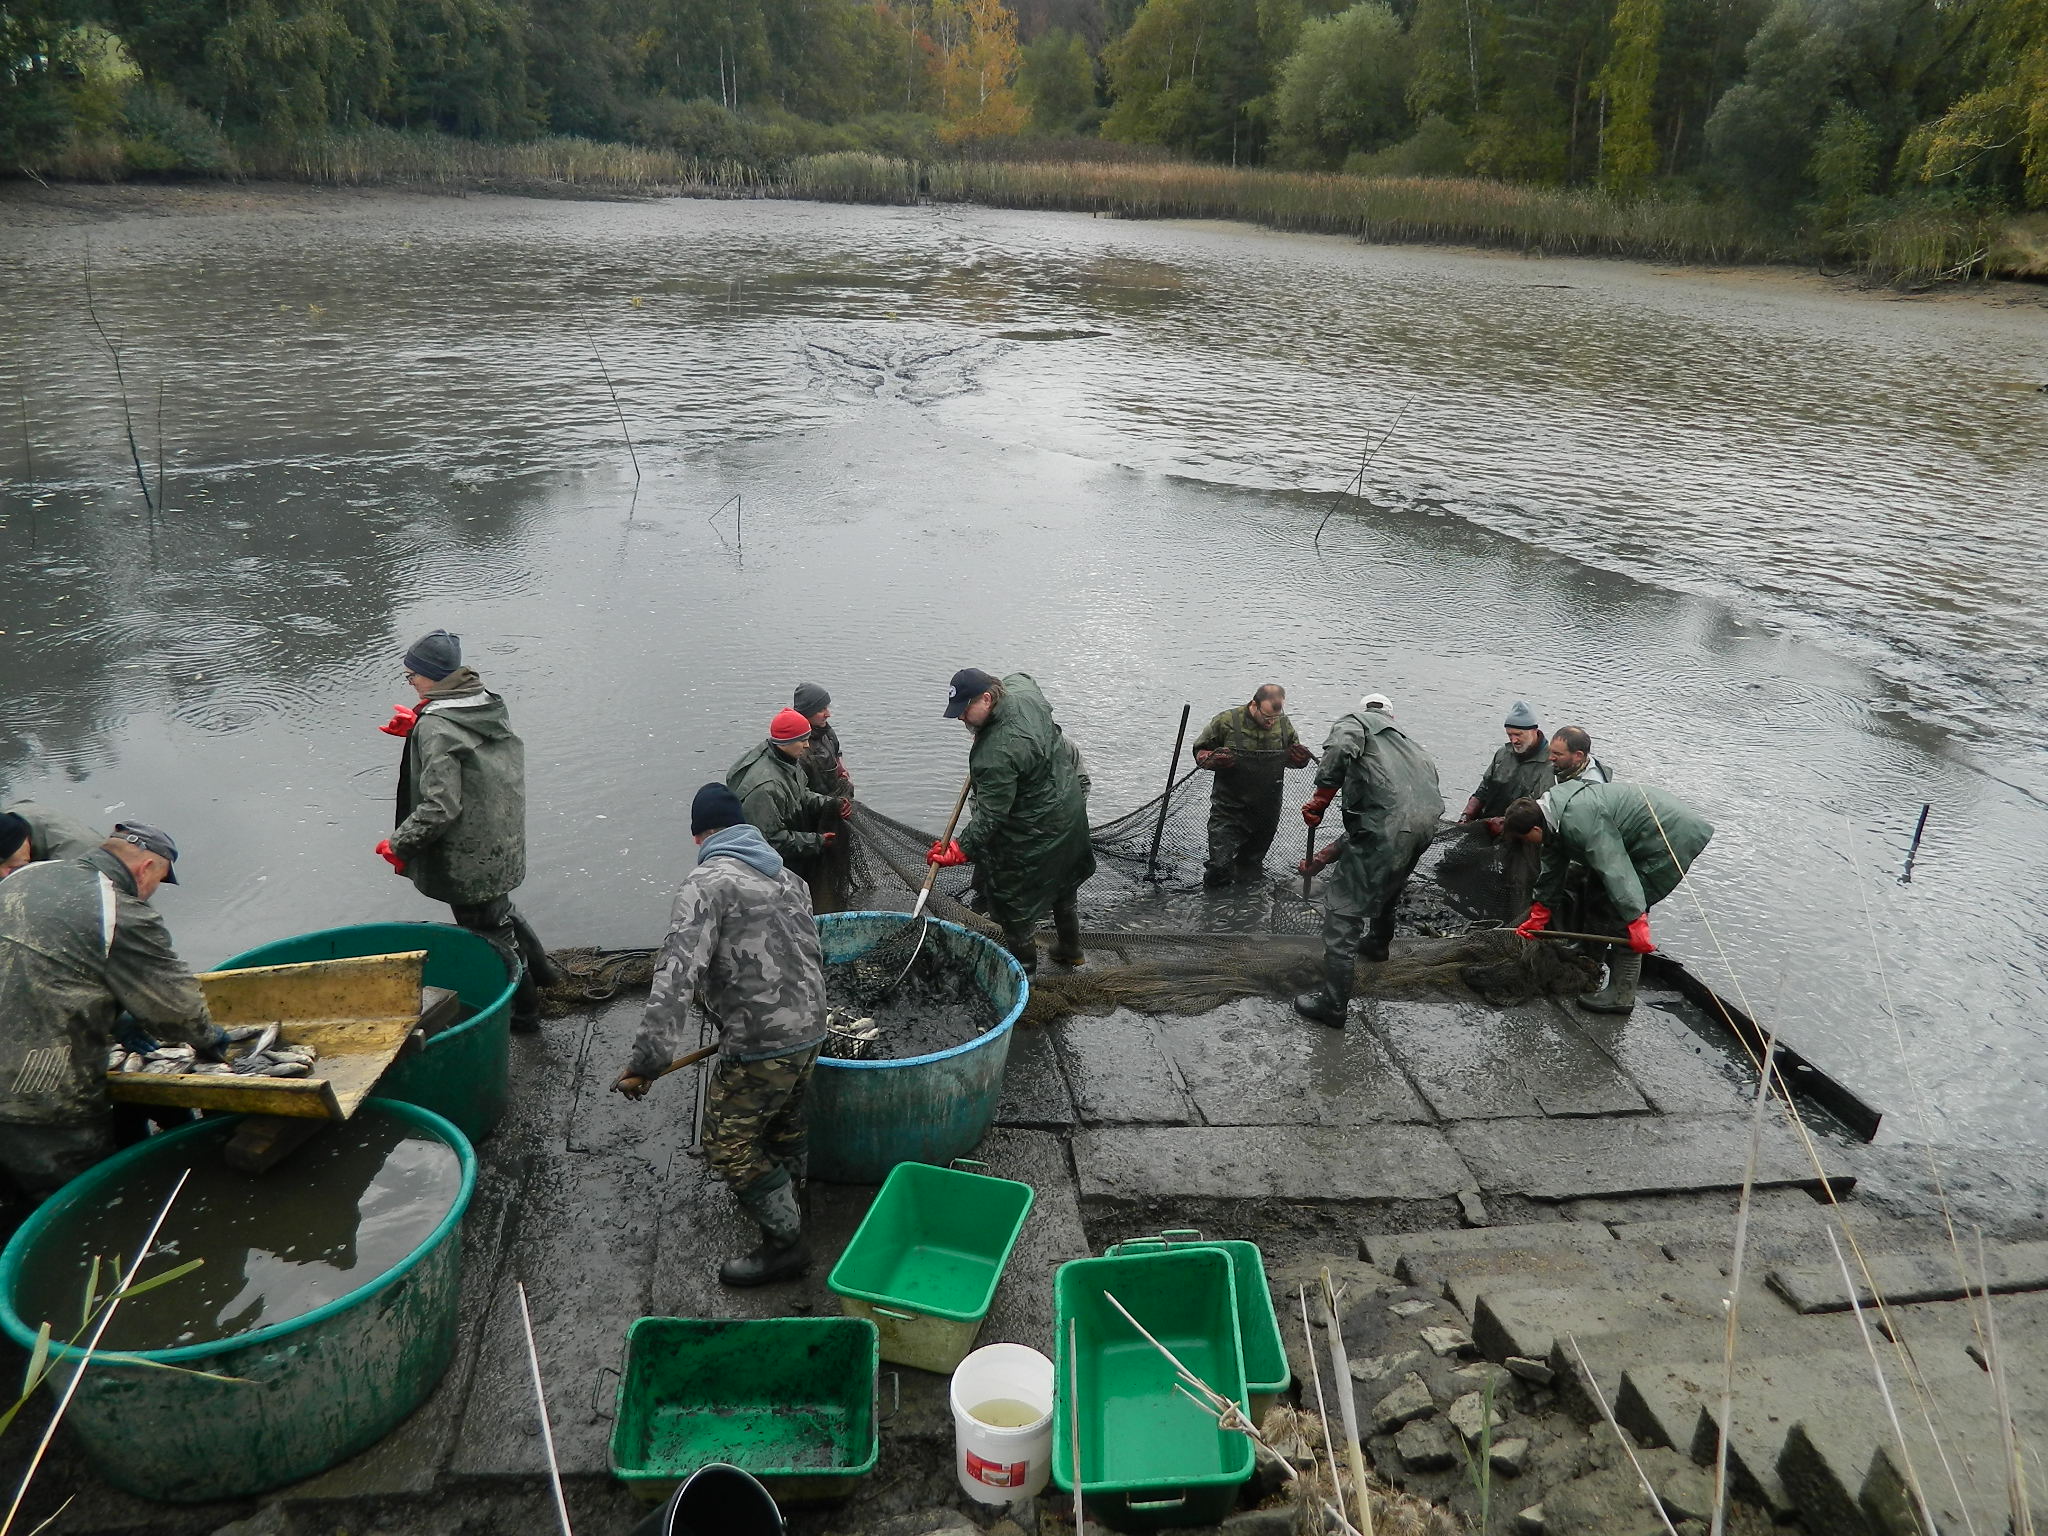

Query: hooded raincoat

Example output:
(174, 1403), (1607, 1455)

(1315, 709), (1444, 920)
(0, 850), (214, 1126)
(958, 674), (1096, 929)
(390, 668), (528, 906)
(4, 801), (101, 864)
(1471, 736), (1554, 817)
(728, 742), (839, 866)
(1533, 779), (1714, 922)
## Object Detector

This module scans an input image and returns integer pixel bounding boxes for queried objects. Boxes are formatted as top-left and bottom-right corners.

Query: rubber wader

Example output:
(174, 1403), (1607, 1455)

(720, 1165), (810, 1287)
(1579, 949), (1642, 1013)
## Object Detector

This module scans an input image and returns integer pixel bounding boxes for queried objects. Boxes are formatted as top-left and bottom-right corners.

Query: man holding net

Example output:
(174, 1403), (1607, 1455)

(1191, 684), (1314, 887)
(928, 668), (1095, 974)
(1456, 700), (1555, 919)
(1295, 694), (1444, 1027)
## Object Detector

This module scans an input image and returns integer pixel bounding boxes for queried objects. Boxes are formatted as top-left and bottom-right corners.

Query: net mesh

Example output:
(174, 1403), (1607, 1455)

(538, 757), (1579, 1025)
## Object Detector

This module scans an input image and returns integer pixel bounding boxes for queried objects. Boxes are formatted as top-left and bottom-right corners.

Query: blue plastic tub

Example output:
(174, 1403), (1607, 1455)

(809, 913), (1028, 1184)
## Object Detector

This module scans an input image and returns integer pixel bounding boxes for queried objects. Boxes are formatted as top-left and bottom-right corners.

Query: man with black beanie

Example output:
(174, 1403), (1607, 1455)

(373, 629), (557, 1033)
(614, 783), (829, 1287)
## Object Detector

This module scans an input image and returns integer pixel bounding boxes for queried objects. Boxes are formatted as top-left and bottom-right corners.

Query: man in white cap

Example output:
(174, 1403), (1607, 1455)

(1294, 694), (1442, 1027)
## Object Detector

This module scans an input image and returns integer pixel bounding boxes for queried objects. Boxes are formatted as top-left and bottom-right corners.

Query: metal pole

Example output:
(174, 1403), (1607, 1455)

(1899, 803), (1930, 884)
(1144, 705), (1192, 883)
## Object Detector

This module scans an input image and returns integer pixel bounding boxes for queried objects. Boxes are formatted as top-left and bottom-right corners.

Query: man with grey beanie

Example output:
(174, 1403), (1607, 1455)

(374, 630), (557, 1033)
(792, 683), (853, 912)
(1458, 700), (1555, 918)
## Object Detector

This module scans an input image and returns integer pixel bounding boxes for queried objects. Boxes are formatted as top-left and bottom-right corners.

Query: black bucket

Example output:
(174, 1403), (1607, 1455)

(628, 1463), (784, 1536)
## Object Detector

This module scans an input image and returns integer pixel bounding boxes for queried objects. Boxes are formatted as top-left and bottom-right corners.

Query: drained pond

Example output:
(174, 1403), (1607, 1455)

(2, 186), (2046, 1150)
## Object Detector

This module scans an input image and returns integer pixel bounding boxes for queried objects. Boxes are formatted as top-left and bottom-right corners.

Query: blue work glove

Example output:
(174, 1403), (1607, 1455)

(116, 1021), (161, 1057)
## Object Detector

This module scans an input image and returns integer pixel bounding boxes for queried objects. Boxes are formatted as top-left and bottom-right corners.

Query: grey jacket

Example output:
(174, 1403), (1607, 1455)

(728, 741), (838, 864)
(1471, 738), (1554, 817)
(0, 850), (214, 1126)
(391, 669), (528, 905)
(5, 801), (102, 863)
(627, 825), (829, 1073)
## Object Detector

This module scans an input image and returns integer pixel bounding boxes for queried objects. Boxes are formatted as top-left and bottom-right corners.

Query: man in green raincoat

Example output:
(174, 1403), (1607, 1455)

(728, 708), (851, 905)
(928, 668), (1095, 974)
(1456, 700), (1554, 919)
(1506, 778), (1714, 1013)
(1191, 684), (1313, 886)
(375, 630), (555, 1032)
(0, 800), (102, 876)
(1295, 694), (1443, 1027)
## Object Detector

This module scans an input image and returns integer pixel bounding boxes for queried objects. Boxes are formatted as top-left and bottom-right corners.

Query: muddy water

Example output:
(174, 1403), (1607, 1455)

(2, 190), (2045, 1148)
(12, 1108), (461, 1351)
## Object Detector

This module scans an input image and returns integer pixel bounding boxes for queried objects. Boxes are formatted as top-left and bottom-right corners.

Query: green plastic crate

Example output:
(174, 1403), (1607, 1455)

(609, 1317), (879, 1504)
(1051, 1248), (1254, 1532)
(828, 1160), (1035, 1374)
(1103, 1232), (1290, 1417)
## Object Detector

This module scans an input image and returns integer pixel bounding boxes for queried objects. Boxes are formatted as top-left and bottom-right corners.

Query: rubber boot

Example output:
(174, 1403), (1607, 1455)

(1292, 956), (1354, 1029)
(1579, 949), (1642, 1013)
(513, 914), (564, 989)
(1050, 904), (1086, 969)
(781, 1141), (810, 1217)
(1202, 864), (1232, 889)
(720, 1168), (810, 1287)
(509, 964), (542, 1035)
(1360, 916), (1396, 964)
(1004, 931), (1040, 976)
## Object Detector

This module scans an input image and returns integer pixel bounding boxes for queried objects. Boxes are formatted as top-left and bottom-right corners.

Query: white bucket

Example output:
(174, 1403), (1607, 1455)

(949, 1342), (1054, 1504)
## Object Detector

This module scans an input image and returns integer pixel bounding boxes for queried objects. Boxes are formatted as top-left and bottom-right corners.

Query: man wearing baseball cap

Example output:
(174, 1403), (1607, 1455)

(727, 708), (852, 902)
(0, 822), (224, 1200)
(930, 668), (1094, 973)
(374, 630), (556, 1034)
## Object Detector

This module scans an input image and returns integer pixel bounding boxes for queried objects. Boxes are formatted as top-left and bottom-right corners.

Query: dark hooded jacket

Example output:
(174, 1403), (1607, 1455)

(728, 741), (838, 864)
(958, 674), (1096, 928)
(390, 668), (528, 906)
(1471, 735), (1554, 817)
(1314, 708), (1443, 918)
(5, 801), (102, 864)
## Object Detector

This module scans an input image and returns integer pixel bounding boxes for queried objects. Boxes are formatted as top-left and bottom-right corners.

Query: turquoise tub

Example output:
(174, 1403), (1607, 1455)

(212, 921), (516, 1143)
(809, 913), (1028, 1184)
(0, 1101), (476, 1503)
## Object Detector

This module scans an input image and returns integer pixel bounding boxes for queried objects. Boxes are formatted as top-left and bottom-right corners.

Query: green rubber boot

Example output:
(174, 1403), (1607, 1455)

(720, 1168), (811, 1288)
(1292, 956), (1354, 1029)
(1579, 950), (1643, 1014)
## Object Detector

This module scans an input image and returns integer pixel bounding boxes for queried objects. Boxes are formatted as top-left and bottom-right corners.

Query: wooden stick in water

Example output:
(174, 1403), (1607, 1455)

(516, 1282), (576, 1536)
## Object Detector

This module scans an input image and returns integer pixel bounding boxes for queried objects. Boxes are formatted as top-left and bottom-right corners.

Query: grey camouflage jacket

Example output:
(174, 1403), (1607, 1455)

(391, 668), (528, 905)
(626, 824), (829, 1073)
(0, 850), (214, 1126)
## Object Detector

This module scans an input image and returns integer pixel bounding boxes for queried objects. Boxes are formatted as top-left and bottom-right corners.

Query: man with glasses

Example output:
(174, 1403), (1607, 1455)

(1190, 683), (1313, 887)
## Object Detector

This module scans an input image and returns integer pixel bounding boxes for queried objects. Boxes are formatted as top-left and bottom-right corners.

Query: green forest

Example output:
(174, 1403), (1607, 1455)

(4, 0), (2045, 275)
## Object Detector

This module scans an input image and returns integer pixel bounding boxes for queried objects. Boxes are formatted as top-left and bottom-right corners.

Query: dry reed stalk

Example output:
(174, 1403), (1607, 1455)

(80, 244), (156, 525)
(1828, 1227), (1932, 1534)
(514, 1281), (576, 1536)
(579, 320), (640, 482)
(1319, 1270), (1375, 1536)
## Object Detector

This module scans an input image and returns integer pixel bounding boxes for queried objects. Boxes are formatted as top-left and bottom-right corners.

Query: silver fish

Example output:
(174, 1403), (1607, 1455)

(121, 1052), (146, 1074)
(188, 1063), (234, 1075)
(106, 1047), (128, 1072)
(221, 1024), (268, 1044)
(230, 1053), (276, 1076)
(262, 1062), (312, 1078)
(140, 1060), (184, 1075)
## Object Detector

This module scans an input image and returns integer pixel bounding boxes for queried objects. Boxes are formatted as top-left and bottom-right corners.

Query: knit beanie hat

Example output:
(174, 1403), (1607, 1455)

(1503, 699), (1539, 729)
(0, 814), (28, 862)
(403, 630), (462, 681)
(691, 783), (746, 835)
(769, 709), (813, 743)
(793, 682), (831, 716)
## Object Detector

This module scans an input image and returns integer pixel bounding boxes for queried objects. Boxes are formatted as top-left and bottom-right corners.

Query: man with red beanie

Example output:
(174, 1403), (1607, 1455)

(727, 708), (851, 892)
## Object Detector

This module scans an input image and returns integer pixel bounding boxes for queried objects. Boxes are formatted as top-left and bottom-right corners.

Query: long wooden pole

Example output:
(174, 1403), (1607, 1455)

(1144, 705), (1192, 883)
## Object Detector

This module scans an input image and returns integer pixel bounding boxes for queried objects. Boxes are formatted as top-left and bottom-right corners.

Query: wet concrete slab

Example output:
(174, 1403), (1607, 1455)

(1053, 1011), (1198, 1125)
(1158, 997), (1433, 1126)
(1074, 1124), (1472, 1203)
(1370, 999), (1651, 1121)
(995, 1022), (1077, 1128)
(1571, 999), (1754, 1116)
(1447, 1113), (1829, 1200)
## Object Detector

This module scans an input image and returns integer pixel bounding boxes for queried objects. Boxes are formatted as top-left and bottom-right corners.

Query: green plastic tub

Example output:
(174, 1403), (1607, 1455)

(212, 921), (517, 1143)
(609, 1317), (880, 1504)
(1103, 1231), (1289, 1418)
(828, 1159), (1035, 1374)
(0, 1101), (476, 1503)
(1052, 1248), (1254, 1532)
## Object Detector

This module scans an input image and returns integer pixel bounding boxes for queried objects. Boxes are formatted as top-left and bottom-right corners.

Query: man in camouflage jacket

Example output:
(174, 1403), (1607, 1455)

(1191, 684), (1313, 886)
(375, 630), (554, 1033)
(0, 824), (220, 1199)
(615, 784), (828, 1288)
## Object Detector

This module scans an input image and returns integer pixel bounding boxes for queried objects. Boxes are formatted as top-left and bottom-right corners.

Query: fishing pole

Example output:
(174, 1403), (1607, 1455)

(1314, 400), (1412, 551)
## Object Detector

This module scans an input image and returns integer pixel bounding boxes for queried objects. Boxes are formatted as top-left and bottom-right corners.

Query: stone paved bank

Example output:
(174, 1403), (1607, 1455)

(18, 973), (2048, 1536)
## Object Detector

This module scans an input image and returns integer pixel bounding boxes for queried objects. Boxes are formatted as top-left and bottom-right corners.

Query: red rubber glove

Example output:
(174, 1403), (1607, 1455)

(378, 704), (419, 738)
(837, 798), (854, 820)
(375, 838), (407, 874)
(1625, 915), (1656, 953)
(1483, 816), (1505, 838)
(1514, 902), (1551, 939)
(1286, 743), (1313, 769)
(1194, 748), (1236, 771)
(820, 831), (839, 850)
(926, 840), (968, 868)
(835, 761), (852, 783)
(1296, 847), (1337, 877)
(1302, 786), (1337, 827)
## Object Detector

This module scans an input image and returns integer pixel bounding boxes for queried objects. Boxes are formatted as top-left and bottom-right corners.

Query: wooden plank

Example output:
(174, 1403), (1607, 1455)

(194, 951), (427, 1027)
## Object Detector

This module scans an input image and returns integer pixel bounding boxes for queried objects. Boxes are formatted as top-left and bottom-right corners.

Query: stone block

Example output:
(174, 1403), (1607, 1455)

(1491, 1437), (1532, 1478)
(1161, 998), (1432, 1126)
(1446, 1114), (1831, 1201)
(1371, 1372), (1436, 1434)
(1768, 1239), (2048, 1314)
(1054, 1012), (1196, 1125)
(1363, 1220), (1616, 1274)
(996, 1023), (1076, 1128)
(1396, 1419), (1458, 1471)
(1447, 1391), (1505, 1444)
(1568, 1000), (1751, 1115)
(1074, 1124), (1473, 1204)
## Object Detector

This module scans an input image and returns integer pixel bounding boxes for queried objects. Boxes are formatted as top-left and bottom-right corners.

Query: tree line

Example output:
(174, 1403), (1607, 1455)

(4, 0), (2044, 229)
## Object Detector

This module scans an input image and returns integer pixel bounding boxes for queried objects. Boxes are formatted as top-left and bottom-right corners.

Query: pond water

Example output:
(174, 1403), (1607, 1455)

(2, 190), (2045, 1149)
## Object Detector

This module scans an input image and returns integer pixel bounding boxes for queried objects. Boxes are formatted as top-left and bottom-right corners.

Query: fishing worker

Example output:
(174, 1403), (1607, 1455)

(374, 630), (556, 1034)
(0, 800), (102, 875)
(1294, 694), (1443, 1027)
(613, 784), (828, 1288)
(728, 708), (852, 908)
(1549, 724), (1612, 787)
(1506, 779), (1714, 1013)
(794, 683), (854, 913)
(1190, 684), (1313, 887)
(1456, 701), (1554, 917)
(0, 824), (224, 1200)
(928, 668), (1094, 974)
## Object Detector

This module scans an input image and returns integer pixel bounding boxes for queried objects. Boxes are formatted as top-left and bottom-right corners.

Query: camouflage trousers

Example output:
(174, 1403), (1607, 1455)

(0, 1116), (116, 1202)
(702, 1046), (818, 1193)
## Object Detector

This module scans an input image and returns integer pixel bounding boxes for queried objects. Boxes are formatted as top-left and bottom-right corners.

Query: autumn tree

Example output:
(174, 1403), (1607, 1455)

(1594, 0), (1663, 194)
(933, 0), (1028, 138)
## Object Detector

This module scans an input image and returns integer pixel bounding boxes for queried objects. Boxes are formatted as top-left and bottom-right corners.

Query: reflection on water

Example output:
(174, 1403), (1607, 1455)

(1, 193), (2045, 1149)
(13, 1108), (461, 1351)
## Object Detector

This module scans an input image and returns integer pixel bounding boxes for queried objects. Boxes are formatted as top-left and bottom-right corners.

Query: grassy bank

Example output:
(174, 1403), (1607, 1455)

(93, 127), (2032, 286)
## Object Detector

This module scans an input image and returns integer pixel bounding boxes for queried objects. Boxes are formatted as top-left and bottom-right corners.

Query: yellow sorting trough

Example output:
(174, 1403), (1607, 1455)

(105, 951), (426, 1121)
